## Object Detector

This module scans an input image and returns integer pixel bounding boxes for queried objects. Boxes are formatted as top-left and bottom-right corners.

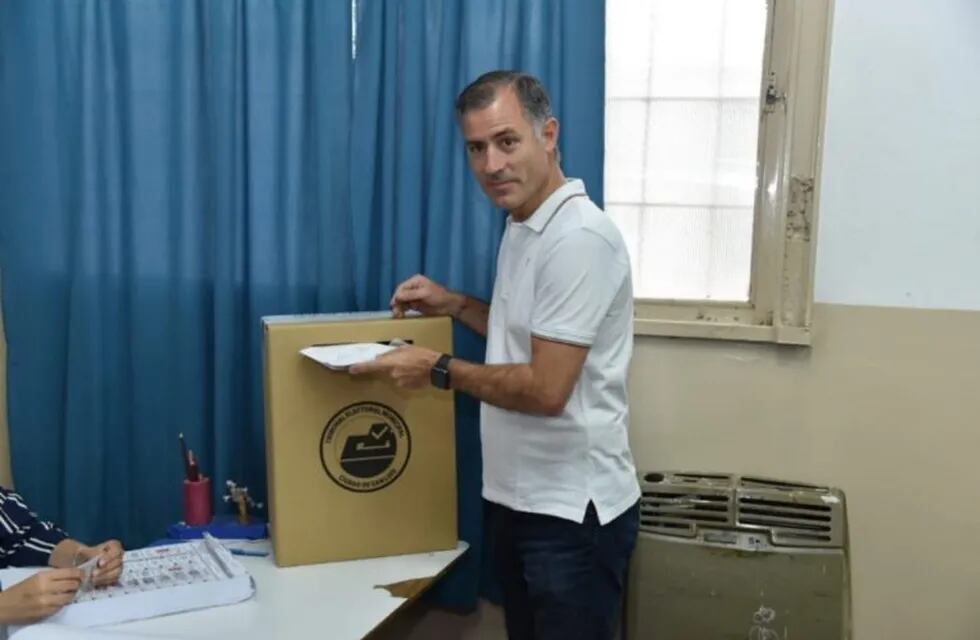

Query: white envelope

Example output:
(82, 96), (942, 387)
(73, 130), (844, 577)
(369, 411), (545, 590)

(300, 343), (398, 370)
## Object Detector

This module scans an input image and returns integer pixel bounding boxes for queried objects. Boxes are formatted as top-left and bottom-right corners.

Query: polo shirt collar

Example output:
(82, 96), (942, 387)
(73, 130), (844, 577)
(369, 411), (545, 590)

(515, 179), (586, 233)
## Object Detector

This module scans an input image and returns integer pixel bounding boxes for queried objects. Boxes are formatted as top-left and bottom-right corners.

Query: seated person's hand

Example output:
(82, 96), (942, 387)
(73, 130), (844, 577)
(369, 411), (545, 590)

(0, 568), (82, 624)
(75, 539), (124, 586)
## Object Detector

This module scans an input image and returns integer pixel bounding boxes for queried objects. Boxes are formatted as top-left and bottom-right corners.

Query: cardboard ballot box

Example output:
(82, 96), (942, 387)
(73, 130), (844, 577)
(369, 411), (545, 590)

(262, 312), (457, 567)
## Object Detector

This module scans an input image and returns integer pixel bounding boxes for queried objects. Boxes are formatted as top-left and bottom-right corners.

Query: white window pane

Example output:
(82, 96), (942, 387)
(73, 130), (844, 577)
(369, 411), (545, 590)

(605, 101), (648, 203)
(714, 99), (761, 207)
(634, 206), (752, 301)
(644, 100), (722, 205)
(648, 1), (725, 97)
(605, 0), (766, 302)
(642, 99), (759, 207)
(605, 1), (653, 99)
(721, 2), (769, 96)
(705, 207), (753, 300)
(637, 205), (712, 299)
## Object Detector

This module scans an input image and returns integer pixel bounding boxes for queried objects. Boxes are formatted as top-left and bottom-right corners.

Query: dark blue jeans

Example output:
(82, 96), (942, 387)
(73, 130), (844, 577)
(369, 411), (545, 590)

(488, 499), (640, 640)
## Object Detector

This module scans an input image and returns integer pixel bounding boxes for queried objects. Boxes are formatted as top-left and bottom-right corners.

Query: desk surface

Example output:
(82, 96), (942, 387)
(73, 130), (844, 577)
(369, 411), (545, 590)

(107, 542), (468, 639)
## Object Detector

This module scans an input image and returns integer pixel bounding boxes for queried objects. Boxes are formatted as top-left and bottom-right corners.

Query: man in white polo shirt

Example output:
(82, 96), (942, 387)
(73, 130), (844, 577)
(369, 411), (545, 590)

(351, 71), (640, 640)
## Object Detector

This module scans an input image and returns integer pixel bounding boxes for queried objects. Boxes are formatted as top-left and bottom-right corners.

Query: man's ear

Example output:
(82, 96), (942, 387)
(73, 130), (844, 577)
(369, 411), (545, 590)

(542, 117), (560, 155)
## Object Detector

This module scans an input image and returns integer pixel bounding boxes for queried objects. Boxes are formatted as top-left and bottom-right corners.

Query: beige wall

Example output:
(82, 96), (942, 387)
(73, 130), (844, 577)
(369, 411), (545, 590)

(628, 303), (980, 639)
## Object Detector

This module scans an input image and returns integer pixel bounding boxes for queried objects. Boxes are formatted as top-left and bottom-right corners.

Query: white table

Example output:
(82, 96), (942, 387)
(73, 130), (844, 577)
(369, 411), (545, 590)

(104, 542), (468, 639)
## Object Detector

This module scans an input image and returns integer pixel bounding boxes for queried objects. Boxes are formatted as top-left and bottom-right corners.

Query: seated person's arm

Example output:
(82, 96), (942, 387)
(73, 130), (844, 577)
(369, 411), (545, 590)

(0, 486), (81, 624)
(0, 487), (123, 584)
(0, 486), (70, 568)
(0, 486), (125, 624)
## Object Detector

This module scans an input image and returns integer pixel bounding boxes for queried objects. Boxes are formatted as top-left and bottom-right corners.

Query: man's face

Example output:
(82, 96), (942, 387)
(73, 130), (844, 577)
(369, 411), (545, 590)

(459, 87), (557, 215)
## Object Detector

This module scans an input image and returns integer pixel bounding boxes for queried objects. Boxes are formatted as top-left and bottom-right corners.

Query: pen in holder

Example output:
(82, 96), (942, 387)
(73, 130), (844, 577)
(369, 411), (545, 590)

(183, 476), (212, 526)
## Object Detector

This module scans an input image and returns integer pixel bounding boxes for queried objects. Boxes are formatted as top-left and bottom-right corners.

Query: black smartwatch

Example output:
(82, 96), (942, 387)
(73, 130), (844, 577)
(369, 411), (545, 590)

(430, 354), (453, 389)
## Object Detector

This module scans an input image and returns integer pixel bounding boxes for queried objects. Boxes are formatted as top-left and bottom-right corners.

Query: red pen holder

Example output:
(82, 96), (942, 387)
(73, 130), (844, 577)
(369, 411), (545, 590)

(183, 477), (212, 526)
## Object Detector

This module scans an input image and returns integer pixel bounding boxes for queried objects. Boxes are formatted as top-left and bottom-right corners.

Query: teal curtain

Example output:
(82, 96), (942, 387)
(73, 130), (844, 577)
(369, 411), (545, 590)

(0, 0), (353, 545)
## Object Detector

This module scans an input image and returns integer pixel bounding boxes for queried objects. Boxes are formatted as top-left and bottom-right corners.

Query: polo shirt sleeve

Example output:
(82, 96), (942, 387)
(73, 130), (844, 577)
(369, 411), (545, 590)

(530, 228), (630, 347)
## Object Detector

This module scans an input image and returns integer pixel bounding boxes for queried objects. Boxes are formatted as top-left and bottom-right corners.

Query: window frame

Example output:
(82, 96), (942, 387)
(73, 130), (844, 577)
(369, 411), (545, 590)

(614, 0), (835, 345)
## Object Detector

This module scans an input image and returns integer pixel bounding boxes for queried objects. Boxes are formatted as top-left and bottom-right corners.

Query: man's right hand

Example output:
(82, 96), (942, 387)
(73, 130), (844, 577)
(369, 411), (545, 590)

(390, 274), (462, 318)
(0, 568), (83, 624)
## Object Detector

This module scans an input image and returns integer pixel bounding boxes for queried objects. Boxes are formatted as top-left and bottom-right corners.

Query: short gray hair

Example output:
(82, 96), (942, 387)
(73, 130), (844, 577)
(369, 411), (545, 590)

(456, 71), (555, 134)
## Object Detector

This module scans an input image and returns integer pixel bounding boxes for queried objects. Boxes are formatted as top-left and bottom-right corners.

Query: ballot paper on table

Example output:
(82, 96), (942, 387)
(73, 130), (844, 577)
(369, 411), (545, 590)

(1, 534), (254, 635)
(300, 342), (398, 370)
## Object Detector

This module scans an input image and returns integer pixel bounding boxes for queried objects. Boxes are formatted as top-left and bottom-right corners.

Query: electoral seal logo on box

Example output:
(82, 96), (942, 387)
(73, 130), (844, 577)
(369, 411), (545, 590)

(320, 401), (412, 492)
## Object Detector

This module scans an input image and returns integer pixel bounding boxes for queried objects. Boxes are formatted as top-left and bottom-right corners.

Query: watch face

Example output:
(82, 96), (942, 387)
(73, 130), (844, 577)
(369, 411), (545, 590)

(431, 356), (451, 389)
(431, 367), (449, 389)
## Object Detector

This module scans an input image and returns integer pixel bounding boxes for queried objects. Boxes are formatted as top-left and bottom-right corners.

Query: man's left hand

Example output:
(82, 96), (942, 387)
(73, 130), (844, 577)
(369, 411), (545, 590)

(75, 540), (124, 587)
(349, 346), (441, 389)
